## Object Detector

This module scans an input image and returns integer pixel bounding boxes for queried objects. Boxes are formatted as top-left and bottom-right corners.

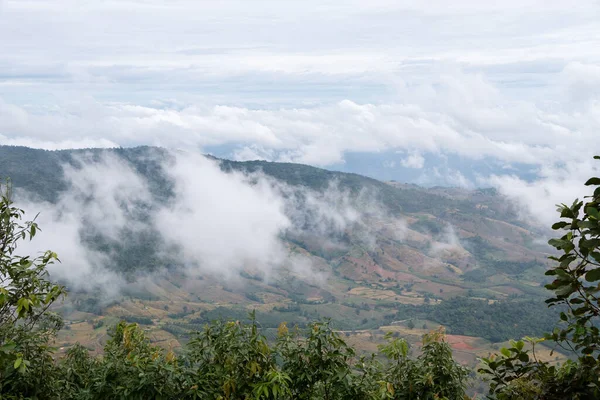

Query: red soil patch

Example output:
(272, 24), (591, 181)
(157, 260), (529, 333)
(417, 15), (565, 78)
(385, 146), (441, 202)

(445, 334), (477, 351)
(451, 342), (475, 350)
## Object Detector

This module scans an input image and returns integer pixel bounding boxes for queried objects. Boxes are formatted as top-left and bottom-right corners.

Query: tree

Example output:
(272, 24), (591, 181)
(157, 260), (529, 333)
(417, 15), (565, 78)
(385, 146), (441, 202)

(88, 321), (184, 399)
(378, 327), (470, 399)
(0, 180), (66, 397)
(185, 312), (282, 399)
(277, 320), (361, 400)
(480, 156), (600, 399)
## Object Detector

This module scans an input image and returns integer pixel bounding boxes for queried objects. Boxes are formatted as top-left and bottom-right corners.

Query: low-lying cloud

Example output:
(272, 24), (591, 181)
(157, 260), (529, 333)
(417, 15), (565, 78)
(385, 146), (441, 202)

(155, 153), (290, 278)
(14, 150), (398, 291)
(17, 153), (151, 294)
(487, 159), (600, 227)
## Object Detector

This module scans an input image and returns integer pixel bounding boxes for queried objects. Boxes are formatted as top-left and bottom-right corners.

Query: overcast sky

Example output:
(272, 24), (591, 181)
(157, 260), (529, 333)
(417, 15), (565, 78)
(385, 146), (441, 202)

(1, 0), (600, 218)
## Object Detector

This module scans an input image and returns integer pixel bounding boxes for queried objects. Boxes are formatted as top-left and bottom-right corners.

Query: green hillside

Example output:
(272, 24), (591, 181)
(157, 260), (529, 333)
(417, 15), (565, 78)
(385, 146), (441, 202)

(0, 145), (557, 349)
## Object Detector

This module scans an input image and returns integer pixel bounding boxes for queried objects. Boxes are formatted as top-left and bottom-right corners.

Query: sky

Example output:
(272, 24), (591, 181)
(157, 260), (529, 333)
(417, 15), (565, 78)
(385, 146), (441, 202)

(1, 0), (600, 220)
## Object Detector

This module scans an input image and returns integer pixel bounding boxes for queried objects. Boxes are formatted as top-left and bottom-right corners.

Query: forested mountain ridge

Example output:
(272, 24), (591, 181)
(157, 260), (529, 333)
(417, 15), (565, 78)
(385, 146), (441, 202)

(0, 145), (557, 369)
(0, 144), (514, 218)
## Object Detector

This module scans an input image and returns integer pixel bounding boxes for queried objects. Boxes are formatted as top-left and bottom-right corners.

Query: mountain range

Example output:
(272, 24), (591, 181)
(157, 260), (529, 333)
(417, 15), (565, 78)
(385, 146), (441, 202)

(0, 145), (563, 370)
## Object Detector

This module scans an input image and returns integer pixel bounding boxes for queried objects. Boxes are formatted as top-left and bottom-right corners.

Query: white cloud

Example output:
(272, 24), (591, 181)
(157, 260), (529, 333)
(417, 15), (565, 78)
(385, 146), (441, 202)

(430, 224), (464, 257)
(154, 152), (290, 278)
(12, 150), (400, 291)
(16, 153), (151, 292)
(561, 62), (600, 104)
(1, 0), (599, 105)
(487, 158), (600, 226)
(400, 151), (425, 169)
(416, 166), (475, 189)
(1, 1), (600, 165)
(14, 151), (294, 288)
(232, 145), (275, 162)
(0, 136), (118, 150)
(1, 66), (598, 169)
(2, 0), (600, 228)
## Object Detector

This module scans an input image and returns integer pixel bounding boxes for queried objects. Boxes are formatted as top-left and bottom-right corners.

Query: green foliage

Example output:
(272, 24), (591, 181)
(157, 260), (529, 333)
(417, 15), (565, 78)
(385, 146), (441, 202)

(55, 322), (186, 399)
(394, 298), (558, 343)
(0, 180), (66, 398)
(379, 328), (470, 399)
(92, 321), (184, 399)
(185, 312), (279, 399)
(7, 316), (471, 400)
(53, 317), (470, 400)
(478, 336), (597, 399)
(277, 320), (362, 399)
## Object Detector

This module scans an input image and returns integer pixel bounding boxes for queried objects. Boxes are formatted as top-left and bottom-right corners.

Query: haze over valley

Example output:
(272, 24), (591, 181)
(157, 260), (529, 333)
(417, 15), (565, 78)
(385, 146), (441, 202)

(2, 2), (600, 398)
(0, 145), (564, 366)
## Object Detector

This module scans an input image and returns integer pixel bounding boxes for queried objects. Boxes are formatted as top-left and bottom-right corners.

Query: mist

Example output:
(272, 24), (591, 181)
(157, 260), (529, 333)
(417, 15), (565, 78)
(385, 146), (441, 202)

(17, 153), (153, 294)
(488, 158), (600, 227)
(13, 149), (401, 293)
(154, 152), (290, 279)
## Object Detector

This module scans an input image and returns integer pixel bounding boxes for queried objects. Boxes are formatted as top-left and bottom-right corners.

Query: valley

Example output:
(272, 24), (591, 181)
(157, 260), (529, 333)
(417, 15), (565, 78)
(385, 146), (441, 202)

(0, 145), (565, 372)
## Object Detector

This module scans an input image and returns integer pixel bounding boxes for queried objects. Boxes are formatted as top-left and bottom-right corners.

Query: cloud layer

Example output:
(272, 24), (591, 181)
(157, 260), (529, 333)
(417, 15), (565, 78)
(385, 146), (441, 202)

(1, 67), (599, 167)
(2, 0), (600, 226)
(14, 151), (395, 290)
(155, 153), (290, 278)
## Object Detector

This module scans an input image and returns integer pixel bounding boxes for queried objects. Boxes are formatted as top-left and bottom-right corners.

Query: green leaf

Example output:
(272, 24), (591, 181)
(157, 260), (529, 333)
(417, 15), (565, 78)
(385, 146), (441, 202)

(555, 284), (576, 297)
(585, 268), (600, 282)
(573, 306), (588, 316)
(13, 357), (22, 369)
(560, 255), (577, 268)
(587, 207), (600, 220)
(548, 238), (574, 251)
(582, 347), (594, 354)
(515, 341), (524, 351)
(585, 177), (600, 186)
(0, 342), (16, 353)
(580, 238), (600, 249)
(552, 221), (569, 230)
(577, 221), (596, 229)
(560, 207), (575, 218)
(555, 269), (571, 280)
